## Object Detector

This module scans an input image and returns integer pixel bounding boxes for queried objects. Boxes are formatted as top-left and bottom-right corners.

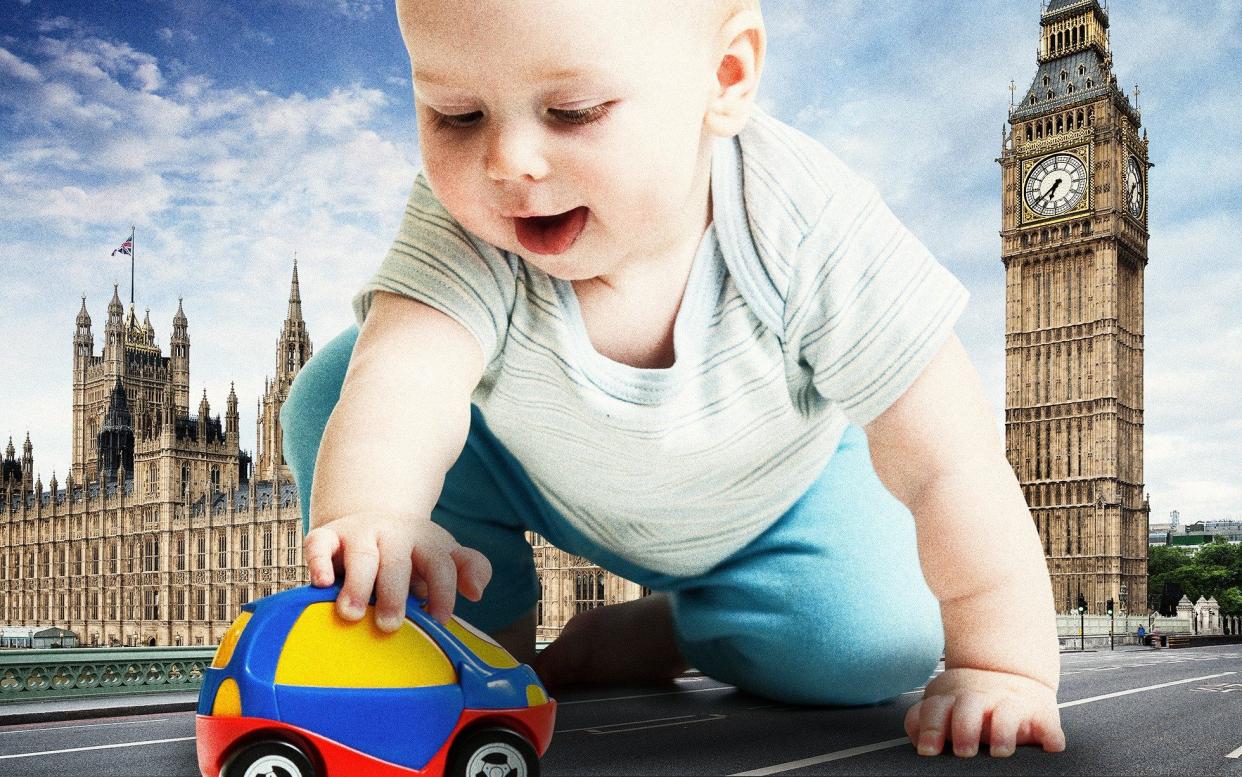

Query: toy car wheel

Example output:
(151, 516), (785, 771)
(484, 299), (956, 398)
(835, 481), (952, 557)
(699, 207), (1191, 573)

(448, 727), (539, 777)
(222, 739), (317, 777)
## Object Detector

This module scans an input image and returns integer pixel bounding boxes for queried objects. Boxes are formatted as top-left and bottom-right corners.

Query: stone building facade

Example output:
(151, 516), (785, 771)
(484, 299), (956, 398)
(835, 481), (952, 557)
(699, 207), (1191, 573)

(1000, 0), (1150, 616)
(0, 263), (311, 646)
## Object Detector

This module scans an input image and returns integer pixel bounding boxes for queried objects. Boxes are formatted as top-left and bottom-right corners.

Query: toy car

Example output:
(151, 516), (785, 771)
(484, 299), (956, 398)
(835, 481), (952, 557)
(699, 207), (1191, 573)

(196, 584), (555, 777)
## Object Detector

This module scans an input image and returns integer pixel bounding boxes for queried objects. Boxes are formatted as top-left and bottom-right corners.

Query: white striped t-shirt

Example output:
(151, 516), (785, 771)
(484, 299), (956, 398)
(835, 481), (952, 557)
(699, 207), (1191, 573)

(352, 108), (969, 577)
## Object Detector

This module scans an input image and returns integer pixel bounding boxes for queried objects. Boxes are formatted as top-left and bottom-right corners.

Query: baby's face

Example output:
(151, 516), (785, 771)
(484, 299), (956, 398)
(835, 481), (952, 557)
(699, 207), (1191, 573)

(398, 0), (726, 283)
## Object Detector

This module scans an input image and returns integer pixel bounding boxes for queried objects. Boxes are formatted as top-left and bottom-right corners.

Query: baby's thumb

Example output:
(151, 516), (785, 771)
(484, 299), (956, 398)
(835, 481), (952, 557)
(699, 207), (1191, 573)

(451, 546), (492, 600)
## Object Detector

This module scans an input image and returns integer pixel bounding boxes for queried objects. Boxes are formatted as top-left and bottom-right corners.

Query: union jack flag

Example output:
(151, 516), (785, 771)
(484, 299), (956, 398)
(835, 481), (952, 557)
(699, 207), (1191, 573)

(111, 234), (133, 256)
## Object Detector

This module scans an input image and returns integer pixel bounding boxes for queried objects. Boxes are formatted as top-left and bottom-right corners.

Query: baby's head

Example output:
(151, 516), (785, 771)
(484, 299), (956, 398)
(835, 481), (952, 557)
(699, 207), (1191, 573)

(395, 0), (765, 283)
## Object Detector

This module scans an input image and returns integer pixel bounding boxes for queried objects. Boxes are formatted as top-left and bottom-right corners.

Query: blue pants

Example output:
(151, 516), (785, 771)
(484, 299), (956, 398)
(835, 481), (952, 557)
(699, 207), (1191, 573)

(281, 326), (944, 706)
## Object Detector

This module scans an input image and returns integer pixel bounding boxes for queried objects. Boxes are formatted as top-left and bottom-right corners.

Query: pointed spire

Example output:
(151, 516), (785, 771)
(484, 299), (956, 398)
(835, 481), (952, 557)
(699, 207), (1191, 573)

(5, 436), (13, 459)
(22, 431), (32, 456)
(76, 295), (92, 327)
(143, 308), (154, 335)
(174, 297), (187, 325)
(287, 255), (303, 323)
(107, 283), (124, 322)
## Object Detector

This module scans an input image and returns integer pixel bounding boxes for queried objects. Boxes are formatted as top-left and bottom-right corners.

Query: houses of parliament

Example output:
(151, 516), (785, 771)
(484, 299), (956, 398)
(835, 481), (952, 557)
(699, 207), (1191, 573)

(1, 264), (313, 647)
(2, 0), (1149, 647)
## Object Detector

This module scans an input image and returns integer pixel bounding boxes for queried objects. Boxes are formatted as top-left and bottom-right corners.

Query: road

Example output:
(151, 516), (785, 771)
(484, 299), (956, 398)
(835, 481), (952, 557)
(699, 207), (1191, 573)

(1, 645), (1239, 776)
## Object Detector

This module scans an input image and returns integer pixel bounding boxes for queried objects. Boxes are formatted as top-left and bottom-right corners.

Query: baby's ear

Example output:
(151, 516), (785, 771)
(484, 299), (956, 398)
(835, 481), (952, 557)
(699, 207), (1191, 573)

(704, 7), (765, 139)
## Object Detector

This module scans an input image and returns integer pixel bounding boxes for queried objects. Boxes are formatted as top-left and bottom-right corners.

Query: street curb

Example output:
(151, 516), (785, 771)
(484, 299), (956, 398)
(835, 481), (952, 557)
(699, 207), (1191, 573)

(0, 694), (198, 726)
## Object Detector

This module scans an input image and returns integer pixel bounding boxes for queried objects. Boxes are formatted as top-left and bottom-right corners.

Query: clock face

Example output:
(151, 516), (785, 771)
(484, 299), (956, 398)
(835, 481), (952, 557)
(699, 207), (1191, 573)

(1126, 155), (1144, 218)
(1024, 153), (1088, 218)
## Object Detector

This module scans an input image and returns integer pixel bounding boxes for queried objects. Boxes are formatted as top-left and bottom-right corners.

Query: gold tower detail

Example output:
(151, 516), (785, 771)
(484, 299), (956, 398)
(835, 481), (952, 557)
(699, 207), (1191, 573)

(1000, 0), (1150, 616)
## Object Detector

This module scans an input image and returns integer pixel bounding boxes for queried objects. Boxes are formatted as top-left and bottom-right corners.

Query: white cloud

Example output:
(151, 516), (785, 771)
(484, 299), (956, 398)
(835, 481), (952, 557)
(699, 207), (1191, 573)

(0, 25), (419, 485)
(0, 46), (40, 81)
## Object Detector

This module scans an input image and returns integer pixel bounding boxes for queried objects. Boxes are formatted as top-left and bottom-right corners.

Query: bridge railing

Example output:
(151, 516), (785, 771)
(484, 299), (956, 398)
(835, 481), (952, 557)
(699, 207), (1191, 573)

(0, 641), (553, 704)
(0, 646), (215, 704)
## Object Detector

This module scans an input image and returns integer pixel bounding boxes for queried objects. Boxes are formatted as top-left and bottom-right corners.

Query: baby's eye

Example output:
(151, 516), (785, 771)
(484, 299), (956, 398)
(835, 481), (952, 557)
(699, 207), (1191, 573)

(429, 109), (483, 129)
(548, 102), (612, 126)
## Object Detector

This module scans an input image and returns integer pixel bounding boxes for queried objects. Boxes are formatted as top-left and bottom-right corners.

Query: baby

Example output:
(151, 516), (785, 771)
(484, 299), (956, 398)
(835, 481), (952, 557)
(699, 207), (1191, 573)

(281, 0), (1067, 760)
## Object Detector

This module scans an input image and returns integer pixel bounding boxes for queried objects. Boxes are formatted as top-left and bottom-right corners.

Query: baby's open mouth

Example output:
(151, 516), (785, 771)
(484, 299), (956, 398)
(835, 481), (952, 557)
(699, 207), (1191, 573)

(513, 207), (589, 255)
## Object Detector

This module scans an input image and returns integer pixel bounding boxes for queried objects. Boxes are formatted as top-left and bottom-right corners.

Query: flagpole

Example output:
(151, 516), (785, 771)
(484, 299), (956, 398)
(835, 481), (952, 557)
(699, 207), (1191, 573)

(130, 225), (135, 306)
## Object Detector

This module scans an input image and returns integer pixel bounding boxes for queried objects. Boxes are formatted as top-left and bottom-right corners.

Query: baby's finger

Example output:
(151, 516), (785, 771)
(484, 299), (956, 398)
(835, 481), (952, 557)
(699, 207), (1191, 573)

(948, 692), (988, 757)
(985, 698), (1023, 758)
(338, 544), (380, 621)
(903, 699), (924, 744)
(915, 693), (956, 756)
(373, 543), (412, 632)
(1028, 705), (1067, 752)
(411, 545), (457, 623)
(303, 527), (341, 588)
(450, 545), (492, 601)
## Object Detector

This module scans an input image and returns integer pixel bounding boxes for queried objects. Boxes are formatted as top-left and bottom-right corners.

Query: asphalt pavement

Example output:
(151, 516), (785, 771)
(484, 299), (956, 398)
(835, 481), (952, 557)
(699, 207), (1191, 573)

(1, 644), (1239, 776)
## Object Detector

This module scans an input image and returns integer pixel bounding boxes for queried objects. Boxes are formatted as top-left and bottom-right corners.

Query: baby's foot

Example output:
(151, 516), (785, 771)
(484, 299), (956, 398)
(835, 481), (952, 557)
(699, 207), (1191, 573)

(532, 593), (689, 687)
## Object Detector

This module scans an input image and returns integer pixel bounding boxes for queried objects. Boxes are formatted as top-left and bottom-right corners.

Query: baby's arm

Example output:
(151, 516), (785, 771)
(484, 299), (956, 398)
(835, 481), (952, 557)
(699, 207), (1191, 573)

(302, 291), (492, 630)
(864, 333), (1066, 758)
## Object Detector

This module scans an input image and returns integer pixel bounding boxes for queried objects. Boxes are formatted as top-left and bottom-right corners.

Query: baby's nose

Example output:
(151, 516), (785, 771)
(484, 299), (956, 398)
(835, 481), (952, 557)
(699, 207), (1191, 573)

(484, 125), (550, 182)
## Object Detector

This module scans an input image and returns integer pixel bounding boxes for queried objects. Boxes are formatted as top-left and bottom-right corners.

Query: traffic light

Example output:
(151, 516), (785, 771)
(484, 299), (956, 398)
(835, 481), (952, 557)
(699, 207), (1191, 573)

(1107, 598), (1115, 616)
(1077, 593), (1087, 614)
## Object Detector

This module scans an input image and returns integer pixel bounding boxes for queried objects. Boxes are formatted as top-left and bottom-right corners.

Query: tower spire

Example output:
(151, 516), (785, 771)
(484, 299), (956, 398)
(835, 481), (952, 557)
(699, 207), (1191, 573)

(288, 254), (303, 323)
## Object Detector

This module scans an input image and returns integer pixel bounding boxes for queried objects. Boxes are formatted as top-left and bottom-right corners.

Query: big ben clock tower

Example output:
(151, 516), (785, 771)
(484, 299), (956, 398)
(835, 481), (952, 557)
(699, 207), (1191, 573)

(999, 0), (1150, 617)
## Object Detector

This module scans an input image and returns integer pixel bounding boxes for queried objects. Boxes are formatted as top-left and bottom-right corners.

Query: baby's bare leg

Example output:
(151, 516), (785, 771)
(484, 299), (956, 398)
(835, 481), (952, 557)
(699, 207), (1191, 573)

(531, 593), (689, 687)
(490, 607), (537, 665)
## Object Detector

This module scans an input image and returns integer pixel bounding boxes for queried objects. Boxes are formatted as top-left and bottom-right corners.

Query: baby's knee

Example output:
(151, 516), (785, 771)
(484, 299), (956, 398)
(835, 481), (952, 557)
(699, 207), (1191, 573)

(677, 599), (943, 707)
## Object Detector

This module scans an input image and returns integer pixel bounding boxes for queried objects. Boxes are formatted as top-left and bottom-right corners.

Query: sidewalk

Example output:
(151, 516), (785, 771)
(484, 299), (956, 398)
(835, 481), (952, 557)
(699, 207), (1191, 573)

(0, 691), (199, 726)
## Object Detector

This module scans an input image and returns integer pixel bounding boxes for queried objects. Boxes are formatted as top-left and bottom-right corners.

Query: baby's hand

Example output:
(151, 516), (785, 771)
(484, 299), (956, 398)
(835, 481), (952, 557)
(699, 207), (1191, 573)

(904, 667), (1066, 758)
(303, 511), (491, 632)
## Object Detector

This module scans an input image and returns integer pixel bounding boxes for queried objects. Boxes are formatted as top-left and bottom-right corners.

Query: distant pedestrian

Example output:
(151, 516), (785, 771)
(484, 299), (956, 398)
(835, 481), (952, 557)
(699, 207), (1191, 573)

(1137, 625), (1146, 644)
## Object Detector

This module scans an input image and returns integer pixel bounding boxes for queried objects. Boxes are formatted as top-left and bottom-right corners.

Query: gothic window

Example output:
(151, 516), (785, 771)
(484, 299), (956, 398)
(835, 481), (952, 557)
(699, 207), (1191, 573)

(92, 546), (100, 575)
(1026, 124), (1033, 141)
(1060, 70), (1068, 82)
(143, 535), (160, 572)
(177, 536), (186, 570)
(147, 462), (157, 494)
(286, 525), (298, 566)
(574, 571), (606, 614)
(240, 533), (251, 567)
(210, 466), (220, 489)
(218, 532), (228, 568)
(1047, 90), (1054, 100)
(181, 464), (190, 498)
(263, 526), (273, 567)
(144, 590), (159, 620)
(1057, 115), (1064, 132)
(1067, 83), (1075, 94)
(1079, 64), (1086, 76)
(216, 588), (228, 621)
(195, 589), (207, 621)
(175, 589), (186, 620)
(1030, 95), (1037, 106)
(1043, 74), (1050, 87)
(197, 531), (207, 569)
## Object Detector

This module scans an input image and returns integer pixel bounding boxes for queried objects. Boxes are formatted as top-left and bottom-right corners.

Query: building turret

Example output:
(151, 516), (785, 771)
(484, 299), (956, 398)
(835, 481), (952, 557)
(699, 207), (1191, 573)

(198, 389), (211, 438)
(1, 436), (21, 491)
(74, 296), (94, 371)
(143, 308), (155, 344)
(226, 382), (239, 442)
(21, 432), (33, 491)
(170, 298), (190, 414)
(104, 284), (125, 371)
(276, 258), (313, 380)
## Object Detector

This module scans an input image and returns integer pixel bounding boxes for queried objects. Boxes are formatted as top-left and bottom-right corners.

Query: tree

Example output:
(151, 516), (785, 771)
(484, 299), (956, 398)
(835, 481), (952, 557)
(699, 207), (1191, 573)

(1147, 539), (1242, 617)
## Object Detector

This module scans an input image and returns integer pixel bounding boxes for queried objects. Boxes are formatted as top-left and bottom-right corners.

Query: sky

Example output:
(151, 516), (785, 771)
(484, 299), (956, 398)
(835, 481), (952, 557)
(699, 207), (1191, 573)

(0, 0), (1239, 525)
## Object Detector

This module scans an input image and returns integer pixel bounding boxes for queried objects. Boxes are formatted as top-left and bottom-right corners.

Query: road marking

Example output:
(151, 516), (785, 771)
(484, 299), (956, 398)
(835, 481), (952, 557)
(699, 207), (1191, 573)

(561, 713), (728, 735)
(1057, 672), (1235, 707)
(557, 685), (735, 705)
(0, 736), (194, 760)
(0, 718), (170, 734)
(728, 671), (1239, 775)
(1227, 743), (1242, 759)
(731, 737), (912, 775)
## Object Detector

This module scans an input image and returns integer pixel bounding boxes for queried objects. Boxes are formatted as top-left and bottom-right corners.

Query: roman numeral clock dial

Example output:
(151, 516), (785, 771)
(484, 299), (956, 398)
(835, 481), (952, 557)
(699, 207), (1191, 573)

(1024, 152), (1088, 218)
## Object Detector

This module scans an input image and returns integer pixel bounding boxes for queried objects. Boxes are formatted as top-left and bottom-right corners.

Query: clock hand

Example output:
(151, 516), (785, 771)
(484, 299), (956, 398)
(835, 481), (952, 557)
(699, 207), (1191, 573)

(1041, 179), (1062, 202)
